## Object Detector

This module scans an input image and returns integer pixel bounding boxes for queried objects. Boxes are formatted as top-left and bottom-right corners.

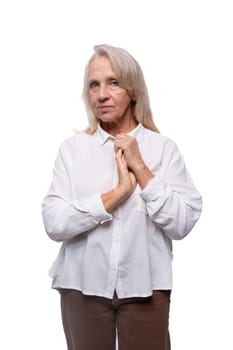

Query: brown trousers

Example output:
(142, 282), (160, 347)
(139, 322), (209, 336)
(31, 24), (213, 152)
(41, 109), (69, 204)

(60, 289), (171, 350)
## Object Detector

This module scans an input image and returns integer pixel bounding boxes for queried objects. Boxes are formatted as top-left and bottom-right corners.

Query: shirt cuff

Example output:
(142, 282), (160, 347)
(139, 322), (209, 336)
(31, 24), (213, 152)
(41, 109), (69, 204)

(73, 194), (112, 224)
(140, 174), (171, 202)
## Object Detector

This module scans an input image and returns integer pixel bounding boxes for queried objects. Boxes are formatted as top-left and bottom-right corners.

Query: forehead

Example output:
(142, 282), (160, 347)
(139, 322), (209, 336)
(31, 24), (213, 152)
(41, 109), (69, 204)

(88, 56), (116, 79)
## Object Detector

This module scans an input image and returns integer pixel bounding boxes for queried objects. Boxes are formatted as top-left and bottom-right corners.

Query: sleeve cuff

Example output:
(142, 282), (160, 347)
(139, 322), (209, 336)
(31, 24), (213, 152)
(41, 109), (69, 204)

(73, 194), (112, 224)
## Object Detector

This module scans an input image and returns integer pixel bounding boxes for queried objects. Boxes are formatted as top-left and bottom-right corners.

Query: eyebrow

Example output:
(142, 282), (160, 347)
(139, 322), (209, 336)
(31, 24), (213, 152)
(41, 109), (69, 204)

(88, 75), (117, 82)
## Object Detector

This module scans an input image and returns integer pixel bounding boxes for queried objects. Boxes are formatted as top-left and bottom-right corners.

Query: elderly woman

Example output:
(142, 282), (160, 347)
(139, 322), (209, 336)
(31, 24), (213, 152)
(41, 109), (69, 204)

(42, 44), (202, 350)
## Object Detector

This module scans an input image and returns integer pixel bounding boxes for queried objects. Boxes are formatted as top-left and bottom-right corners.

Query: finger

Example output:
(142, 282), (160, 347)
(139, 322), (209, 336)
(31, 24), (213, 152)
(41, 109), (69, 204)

(115, 148), (122, 158)
(116, 148), (127, 168)
(114, 138), (123, 151)
(116, 148), (125, 164)
(115, 135), (135, 150)
(115, 134), (128, 145)
(115, 139), (126, 151)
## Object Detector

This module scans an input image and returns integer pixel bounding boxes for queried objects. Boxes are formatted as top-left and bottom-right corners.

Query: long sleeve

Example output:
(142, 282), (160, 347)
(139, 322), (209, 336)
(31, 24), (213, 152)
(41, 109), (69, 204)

(140, 140), (202, 240)
(42, 140), (112, 242)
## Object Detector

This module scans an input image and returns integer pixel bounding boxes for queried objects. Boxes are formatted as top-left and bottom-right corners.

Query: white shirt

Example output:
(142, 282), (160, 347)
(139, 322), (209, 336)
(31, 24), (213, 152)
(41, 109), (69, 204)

(42, 123), (202, 299)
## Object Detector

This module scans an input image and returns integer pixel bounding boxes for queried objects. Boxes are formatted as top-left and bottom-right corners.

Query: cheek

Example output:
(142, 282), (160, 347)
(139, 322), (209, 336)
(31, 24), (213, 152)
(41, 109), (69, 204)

(88, 95), (96, 109)
(114, 91), (131, 104)
(120, 95), (132, 110)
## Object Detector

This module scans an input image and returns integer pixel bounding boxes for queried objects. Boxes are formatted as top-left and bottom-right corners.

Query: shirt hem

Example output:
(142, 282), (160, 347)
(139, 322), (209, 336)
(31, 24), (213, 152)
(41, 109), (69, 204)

(51, 285), (172, 299)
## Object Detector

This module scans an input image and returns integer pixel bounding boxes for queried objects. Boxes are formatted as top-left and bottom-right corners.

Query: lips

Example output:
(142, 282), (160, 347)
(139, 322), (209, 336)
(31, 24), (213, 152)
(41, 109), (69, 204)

(98, 106), (113, 112)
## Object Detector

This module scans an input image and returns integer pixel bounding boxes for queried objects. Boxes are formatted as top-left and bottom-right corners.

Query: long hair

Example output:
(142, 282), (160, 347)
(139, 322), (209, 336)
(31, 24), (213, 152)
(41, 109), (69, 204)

(82, 44), (159, 133)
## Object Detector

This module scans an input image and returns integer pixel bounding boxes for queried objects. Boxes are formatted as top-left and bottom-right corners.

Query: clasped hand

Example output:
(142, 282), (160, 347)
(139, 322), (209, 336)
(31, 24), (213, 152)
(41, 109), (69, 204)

(115, 134), (144, 196)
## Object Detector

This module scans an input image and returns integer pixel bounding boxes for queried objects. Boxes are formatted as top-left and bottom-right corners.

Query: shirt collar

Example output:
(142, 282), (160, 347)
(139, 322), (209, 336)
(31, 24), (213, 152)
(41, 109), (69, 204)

(96, 122), (144, 146)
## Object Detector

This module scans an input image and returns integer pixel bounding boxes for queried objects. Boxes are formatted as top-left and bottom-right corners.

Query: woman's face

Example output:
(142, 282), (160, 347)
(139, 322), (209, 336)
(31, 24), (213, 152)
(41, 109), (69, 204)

(88, 56), (134, 125)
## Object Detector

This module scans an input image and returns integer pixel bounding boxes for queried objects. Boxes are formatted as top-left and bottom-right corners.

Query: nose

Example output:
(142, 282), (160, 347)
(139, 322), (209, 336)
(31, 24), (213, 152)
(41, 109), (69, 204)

(98, 83), (110, 101)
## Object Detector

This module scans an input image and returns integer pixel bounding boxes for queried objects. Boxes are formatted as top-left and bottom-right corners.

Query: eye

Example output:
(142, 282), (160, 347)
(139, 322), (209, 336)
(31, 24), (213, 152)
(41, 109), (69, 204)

(89, 80), (99, 90)
(108, 79), (119, 89)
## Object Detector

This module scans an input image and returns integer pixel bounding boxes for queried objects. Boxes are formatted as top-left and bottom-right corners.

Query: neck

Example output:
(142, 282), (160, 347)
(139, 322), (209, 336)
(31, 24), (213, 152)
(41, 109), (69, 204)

(100, 118), (138, 136)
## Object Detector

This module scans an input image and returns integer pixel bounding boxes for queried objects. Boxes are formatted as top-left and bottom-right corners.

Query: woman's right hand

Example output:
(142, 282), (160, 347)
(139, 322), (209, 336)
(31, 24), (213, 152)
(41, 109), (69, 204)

(101, 149), (137, 213)
(115, 148), (137, 197)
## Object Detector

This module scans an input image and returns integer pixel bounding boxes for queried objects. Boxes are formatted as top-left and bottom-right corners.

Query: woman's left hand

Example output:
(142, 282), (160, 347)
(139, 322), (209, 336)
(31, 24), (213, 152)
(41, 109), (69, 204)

(114, 134), (145, 172)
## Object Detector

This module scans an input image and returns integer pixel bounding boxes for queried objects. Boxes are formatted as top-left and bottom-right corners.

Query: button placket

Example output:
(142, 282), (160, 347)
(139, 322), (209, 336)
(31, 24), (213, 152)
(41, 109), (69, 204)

(106, 207), (122, 296)
(105, 148), (122, 296)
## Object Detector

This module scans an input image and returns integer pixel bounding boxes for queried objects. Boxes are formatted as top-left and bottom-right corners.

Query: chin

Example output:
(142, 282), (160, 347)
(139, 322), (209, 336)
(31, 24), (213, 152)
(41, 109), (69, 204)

(97, 115), (118, 123)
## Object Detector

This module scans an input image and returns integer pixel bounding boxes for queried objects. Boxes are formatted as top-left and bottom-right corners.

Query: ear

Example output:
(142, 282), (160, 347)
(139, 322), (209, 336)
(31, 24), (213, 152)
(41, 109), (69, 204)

(127, 87), (136, 101)
(131, 95), (136, 102)
(131, 89), (136, 101)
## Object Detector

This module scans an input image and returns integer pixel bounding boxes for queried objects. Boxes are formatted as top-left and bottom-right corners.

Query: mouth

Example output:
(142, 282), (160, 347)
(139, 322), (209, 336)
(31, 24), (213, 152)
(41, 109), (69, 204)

(97, 105), (113, 113)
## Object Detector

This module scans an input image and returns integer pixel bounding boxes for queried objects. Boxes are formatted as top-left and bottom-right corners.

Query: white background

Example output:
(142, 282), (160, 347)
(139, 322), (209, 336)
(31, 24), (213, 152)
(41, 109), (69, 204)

(0, 0), (232, 349)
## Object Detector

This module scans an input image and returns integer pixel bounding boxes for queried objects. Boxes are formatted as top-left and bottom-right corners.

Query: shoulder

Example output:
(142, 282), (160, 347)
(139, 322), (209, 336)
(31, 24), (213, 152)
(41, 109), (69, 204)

(142, 127), (178, 150)
(59, 131), (95, 151)
(52, 132), (95, 167)
(142, 128), (185, 167)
